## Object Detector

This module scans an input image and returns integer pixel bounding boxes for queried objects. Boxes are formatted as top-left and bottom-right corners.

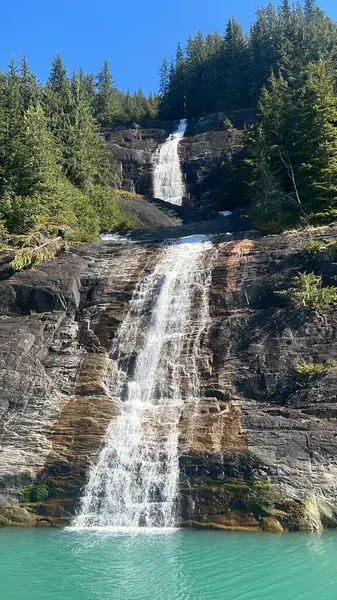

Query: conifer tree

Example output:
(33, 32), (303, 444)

(222, 18), (248, 109)
(95, 59), (121, 126)
(14, 104), (61, 197)
(44, 53), (72, 143)
(304, 0), (316, 20)
(159, 58), (169, 97)
(1, 58), (24, 195)
(294, 61), (337, 218)
(20, 54), (40, 111)
(63, 75), (109, 191)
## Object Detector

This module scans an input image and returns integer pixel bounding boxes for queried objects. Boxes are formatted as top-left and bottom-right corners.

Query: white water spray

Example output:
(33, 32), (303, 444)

(73, 235), (214, 530)
(152, 119), (187, 205)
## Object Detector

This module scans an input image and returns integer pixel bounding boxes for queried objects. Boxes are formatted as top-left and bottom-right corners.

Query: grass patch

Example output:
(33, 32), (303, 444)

(301, 238), (337, 259)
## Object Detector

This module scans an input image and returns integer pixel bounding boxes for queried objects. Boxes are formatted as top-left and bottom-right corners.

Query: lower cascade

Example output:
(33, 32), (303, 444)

(73, 235), (215, 530)
(152, 119), (187, 205)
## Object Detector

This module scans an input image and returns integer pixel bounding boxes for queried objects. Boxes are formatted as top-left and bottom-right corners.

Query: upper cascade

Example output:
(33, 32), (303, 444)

(152, 119), (187, 206)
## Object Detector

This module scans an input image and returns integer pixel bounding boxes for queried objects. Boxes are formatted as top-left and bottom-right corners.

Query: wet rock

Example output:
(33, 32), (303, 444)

(0, 224), (337, 531)
(104, 113), (249, 212)
(260, 517), (284, 532)
(0, 500), (34, 525)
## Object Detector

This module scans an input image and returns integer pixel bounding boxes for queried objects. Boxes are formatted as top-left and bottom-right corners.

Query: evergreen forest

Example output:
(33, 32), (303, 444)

(1, 0), (337, 256)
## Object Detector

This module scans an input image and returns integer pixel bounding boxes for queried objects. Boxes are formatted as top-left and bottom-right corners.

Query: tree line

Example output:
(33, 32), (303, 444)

(2, 0), (337, 244)
(158, 0), (337, 120)
(0, 54), (155, 246)
(157, 0), (337, 232)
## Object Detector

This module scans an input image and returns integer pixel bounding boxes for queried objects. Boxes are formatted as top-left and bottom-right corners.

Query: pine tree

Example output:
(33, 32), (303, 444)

(20, 54), (40, 111)
(246, 71), (300, 231)
(1, 58), (24, 195)
(95, 59), (121, 126)
(44, 53), (72, 143)
(14, 104), (61, 197)
(0, 73), (7, 199)
(159, 57), (169, 96)
(185, 31), (207, 116)
(64, 75), (109, 191)
(47, 53), (68, 95)
(79, 68), (96, 107)
(304, 0), (316, 20)
(249, 7), (277, 103)
(147, 93), (158, 120)
(294, 61), (337, 218)
(222, 18), (248, 109)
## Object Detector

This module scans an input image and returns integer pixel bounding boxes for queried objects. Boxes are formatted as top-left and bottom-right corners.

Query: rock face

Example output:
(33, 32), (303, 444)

(104, 112), (251, 212)
(179, 226), (337, 532)
(1, 223), (337, 530)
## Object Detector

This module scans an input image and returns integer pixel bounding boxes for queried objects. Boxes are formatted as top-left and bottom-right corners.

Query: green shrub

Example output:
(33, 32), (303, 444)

(294, 361), (337, 388)
(21, 484), (49, 503)
(301, 239), (327, 255)
(247, 478), (281, 511)
(295, 362), (328, 378)
(302, 238), (337, 259)
(1, 178), (134, 248)
(278, 273), (337, 310)
(223, 117), (234, 131)
(90, 186), (134, 233)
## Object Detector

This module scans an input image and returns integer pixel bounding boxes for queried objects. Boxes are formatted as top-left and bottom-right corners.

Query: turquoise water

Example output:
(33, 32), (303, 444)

(1, 528), (337, 599)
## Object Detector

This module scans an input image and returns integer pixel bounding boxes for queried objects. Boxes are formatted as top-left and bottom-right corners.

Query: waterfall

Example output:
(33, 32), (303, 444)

(72, 235), (214, 530)
(152, 119), (187, 205)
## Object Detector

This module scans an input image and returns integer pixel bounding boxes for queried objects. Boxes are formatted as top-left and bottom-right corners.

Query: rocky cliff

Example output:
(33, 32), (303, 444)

(0, 218), (337, 531)
(104, 111), (252, 212)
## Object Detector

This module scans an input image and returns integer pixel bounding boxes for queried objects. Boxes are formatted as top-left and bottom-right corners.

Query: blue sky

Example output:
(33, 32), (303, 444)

(1, 0), (336, 94)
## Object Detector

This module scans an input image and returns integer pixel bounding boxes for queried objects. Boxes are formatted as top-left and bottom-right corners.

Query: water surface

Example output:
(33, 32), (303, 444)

(1, 528), (337, 600)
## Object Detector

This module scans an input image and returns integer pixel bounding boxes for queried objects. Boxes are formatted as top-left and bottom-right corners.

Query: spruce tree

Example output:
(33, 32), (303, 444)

(44, 53), (72, 145)
(95, 59), (121, 126)
(47, 53), (68, 95)
(64, 75), (109, 191)
(294, 61), (337, 219)
(14, 104), (61, 197)
(222, 18), (248, 109)
(159, 58), (169, 97)
(1, 58), (24, 195)
(20, 54), (40, 111)
(304, 0), (316, 20)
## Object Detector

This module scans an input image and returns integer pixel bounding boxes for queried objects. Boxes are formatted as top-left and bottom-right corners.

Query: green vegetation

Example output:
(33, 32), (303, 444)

(222, 118), (234, 132)
(278, 273), (337, 310)
(295, 362), (329, 378)
(246, 59), (337, 232)
(0, 55), (135, 257)
(158, 1), (337, 232)
(21, 484), (49, 503)
(9, 232), (65, 272)
(159, 1), (337, 120)
(247, 478), (281, 512)
(2, 1), (337, 242)
(302, 238), (337, 259)
(294, 361), (337, 388)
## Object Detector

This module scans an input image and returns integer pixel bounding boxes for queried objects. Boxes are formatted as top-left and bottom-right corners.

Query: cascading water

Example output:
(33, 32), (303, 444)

(72, 235), (215, 530)
(152, 119), (187, 205)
